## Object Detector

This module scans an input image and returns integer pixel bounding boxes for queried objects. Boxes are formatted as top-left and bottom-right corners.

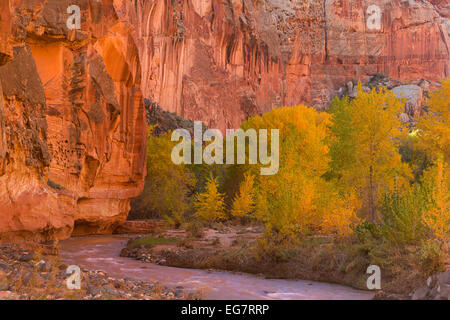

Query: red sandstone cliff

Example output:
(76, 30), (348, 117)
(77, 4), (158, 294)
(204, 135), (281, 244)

(0, 0), (448, 241)
(122, 0), (449, 130)
(0, 0), (146, 241)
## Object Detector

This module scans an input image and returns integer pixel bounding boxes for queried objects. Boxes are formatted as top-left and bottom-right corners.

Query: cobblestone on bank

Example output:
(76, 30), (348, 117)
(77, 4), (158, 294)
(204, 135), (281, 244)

(0, 243), (195, 300)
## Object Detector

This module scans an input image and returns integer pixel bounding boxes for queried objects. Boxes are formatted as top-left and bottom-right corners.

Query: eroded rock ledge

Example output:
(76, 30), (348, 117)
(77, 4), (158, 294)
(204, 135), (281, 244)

(0, 0), (146, 241)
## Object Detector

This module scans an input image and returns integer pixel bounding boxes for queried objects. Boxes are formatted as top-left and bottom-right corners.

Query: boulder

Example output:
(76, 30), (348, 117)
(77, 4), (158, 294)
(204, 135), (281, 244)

(412, 286), (429, 300)
(412, 272), (450, 300)
(393, 85), (424, 119)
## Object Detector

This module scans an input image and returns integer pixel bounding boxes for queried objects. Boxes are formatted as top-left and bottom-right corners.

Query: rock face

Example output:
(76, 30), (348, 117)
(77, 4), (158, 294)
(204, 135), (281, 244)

(393, 85), (424, 119)
(0, 0), (448, 241)
(120, 0), (449, 131)
(0, 0), (146, 241)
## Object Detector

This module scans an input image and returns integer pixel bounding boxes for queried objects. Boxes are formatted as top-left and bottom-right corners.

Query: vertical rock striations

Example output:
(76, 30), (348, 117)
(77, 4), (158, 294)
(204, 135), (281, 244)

(123, 0), (448, 131)
(0, 0), (146, 241)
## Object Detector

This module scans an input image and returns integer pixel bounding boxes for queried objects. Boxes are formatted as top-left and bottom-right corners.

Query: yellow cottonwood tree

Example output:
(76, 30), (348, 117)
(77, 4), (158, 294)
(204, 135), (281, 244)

(242, 105), (358, 239)
(417, 78), (450, 163)
(329, 85), (412, 221)
(231, 173), (256, 219)
(193, 174), (227, 222)
(422, 157), (449, 243)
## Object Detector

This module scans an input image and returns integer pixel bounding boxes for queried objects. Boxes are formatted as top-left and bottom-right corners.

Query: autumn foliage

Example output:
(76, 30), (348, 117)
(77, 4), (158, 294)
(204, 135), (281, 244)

(139, 78), (448, 253)
(230, 173), (256, 220)
(417, 78), (450, 163)
(193, 174), (227, 223)
(239, 105), (359, 239)
(328, 85), (412, 222)
(421, 158), (449, 243)
(131, 129), (195, 226)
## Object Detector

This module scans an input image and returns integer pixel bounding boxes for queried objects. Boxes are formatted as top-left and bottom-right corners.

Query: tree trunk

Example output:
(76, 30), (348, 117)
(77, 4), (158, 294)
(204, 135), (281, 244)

(369, 165), (375, 222)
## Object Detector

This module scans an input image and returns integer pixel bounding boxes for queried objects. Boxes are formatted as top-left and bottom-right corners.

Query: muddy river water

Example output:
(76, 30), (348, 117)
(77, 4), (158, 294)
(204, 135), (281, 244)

(60, 235), (375, 300)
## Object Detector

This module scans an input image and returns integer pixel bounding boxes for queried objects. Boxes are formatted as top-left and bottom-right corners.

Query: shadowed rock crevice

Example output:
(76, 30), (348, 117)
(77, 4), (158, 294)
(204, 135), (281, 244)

(0, 0), (146, 242)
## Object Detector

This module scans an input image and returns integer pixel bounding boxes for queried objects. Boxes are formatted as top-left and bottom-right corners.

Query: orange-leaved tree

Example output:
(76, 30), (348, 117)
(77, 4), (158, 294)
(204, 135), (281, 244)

(417, 78), (450, 244)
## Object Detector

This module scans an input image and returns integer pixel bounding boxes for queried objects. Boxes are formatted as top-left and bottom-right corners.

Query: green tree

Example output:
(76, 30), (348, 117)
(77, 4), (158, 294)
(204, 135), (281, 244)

(132, 128), (195, 227)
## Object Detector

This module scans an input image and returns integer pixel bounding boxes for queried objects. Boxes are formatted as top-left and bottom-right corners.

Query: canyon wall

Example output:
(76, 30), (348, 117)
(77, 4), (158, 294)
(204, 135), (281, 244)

(0, 0), (448, 241)
(0, 0), (146, 241)
(120, 0), (449, 131)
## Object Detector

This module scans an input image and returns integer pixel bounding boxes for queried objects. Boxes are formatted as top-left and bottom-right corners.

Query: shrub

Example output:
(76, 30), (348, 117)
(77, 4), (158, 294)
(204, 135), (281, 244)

(352, 221), (381, 243)
(319, 189), (361, 237)
(398, 132), (433, 182)
(230, 173), (256, 221)
(418, 239), (445, 276)
(185, 220), (205, 239)
(193, 174), (227, 223)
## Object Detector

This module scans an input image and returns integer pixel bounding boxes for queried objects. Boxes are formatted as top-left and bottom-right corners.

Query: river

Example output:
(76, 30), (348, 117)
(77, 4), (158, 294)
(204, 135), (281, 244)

(60, 235), (375, 300)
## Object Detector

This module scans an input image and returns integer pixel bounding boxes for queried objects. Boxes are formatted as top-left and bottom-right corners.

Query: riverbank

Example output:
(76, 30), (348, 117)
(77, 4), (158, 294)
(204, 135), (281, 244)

(120, 223), (449, 300)
(0, 242), (195, 300)
(2, 230), (445, 300)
